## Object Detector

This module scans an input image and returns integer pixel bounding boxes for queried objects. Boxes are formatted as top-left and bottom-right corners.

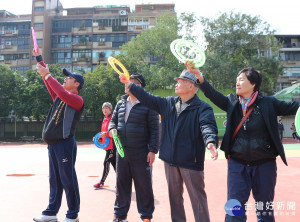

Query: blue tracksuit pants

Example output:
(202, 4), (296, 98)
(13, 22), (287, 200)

(225, 158), (277, 222)
(42, 136), (80, 219)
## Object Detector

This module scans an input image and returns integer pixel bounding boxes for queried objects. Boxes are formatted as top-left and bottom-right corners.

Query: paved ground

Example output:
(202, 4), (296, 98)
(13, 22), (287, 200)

(0, 139), (299, 222)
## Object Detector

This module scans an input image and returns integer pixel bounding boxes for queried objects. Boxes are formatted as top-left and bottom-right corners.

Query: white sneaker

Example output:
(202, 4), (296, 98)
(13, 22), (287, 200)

(33, 215), (57, 222)
(64, 217), (79, 222)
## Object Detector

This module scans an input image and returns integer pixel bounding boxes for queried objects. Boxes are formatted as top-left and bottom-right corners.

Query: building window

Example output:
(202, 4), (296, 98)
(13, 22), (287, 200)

(73, 20), (92, 28)
(129, 34), (138, 40)
(34, 7), (44, 12)
(52, 50), (71, 64)
(72, 50), (91, 59)
(92, 50), (121, 58)
(93, 34), (127, 42)
(73, 35), (91, 43)
(285, 52), (300, 61)
(72, 65), (91, 73)
(52, 35), (72, 48)
(52, 20), (73, 33)
(112, 42), (125, 47)
(11, 66), (29, 74)
(34, 23), (44, 28)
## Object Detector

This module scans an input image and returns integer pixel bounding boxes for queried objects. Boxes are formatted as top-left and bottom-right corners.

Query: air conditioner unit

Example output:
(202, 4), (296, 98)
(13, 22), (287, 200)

(119, 10), (127, 16)
(0, 55), (4, 60)
(72, 58), (78, 62)
(6, 42), (11, 46)
(93, 22), (98, 27)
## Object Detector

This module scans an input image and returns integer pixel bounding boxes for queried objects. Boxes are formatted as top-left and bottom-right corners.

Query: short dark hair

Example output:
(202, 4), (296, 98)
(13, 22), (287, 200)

(237, 67), (262, 92)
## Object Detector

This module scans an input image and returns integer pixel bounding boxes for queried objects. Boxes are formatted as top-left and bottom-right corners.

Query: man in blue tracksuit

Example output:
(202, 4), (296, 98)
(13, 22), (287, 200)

(119, 70), (219, 222)
(33, 50), (84, 222)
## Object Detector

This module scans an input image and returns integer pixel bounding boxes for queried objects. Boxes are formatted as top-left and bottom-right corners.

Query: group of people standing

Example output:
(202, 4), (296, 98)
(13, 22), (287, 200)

(32, 48), (299, 222)
(278, 119), (300, 141)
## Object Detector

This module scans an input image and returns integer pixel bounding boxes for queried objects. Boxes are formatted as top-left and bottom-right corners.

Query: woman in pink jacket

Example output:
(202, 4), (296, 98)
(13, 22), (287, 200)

(94, 102), (116, 189)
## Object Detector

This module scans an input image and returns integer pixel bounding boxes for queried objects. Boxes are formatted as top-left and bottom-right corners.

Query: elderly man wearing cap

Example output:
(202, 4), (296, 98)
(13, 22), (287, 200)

(108, 74), (159, 222)
(119, 70), (218, 222)
(32, 50), (84, 222)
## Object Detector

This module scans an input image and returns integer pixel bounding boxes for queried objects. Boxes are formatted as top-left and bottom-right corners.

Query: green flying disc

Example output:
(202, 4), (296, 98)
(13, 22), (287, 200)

(112, 131), (124, 158)
(170, 39), (206, 68)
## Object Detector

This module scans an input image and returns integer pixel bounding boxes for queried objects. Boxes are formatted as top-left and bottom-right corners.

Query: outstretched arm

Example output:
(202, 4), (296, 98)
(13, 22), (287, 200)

(185, 61), (230, 111)
(33, 49), (56, 101)
(119, 75), (167, 114)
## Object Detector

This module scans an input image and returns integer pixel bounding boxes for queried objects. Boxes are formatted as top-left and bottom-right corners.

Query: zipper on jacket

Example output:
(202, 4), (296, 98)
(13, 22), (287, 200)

(246, 137), (251, 166)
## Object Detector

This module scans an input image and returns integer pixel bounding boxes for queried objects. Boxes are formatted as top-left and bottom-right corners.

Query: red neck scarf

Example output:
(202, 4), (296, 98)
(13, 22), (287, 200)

(239, 91), (258, 117)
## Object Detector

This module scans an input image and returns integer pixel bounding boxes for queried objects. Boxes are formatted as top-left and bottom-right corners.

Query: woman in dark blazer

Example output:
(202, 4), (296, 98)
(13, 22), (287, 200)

(185, 62), (299, 222)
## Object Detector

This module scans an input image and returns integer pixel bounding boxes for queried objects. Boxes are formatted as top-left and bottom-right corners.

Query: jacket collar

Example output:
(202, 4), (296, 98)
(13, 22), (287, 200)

(175, 94), (202, 110)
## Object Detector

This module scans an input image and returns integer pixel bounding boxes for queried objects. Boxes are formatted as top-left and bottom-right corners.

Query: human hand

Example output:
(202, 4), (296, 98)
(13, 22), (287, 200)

(36, 63), (50, 77)
(99, 133), (106, 139)
(32, 47), (40, 57)
(185, 61), (204, 83)
(109, 129), (117, 138)
(119, 74), (131, 87)
(207, 142), (218, 160)
(147, 152), (156, 166)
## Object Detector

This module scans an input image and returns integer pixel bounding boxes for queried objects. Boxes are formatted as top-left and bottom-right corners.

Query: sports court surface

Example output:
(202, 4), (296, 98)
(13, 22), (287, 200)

(0, 139), (299, 222)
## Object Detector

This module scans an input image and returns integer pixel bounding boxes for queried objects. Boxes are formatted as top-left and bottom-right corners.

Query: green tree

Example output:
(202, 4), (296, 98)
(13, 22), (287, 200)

(0, 65), (16, 117)
(120, 12), (184, 90)
(178, 12), (198, 41)
(13, 64), (65, 120)
(82, 62), (124, 118)
(199, 11), (283, 94)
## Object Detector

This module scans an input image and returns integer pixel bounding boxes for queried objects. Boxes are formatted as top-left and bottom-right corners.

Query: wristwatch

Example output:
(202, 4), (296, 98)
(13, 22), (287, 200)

(45, 73), (51, 80)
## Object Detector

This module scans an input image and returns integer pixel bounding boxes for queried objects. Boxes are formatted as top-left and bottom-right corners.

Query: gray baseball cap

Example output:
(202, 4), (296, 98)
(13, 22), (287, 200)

(174, 70), (200, 87)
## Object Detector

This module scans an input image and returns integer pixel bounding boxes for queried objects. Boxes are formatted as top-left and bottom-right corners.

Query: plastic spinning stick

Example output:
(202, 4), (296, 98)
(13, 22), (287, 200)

(108, 56), (130, 80)
(112, 131), (124, 158)
(93, 132), (110, 149)
(31, 27), (46, 67)
(295, 107), (300, 135)
(170, 39), (206, 68)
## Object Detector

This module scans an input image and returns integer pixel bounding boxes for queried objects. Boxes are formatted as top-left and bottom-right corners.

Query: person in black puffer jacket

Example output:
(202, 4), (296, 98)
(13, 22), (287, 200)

(108, 74), (159, 222)
(186, 62), (300, 222)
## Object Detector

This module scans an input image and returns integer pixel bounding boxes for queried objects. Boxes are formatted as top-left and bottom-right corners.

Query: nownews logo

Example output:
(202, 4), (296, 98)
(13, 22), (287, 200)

(225, 199), (243, 216)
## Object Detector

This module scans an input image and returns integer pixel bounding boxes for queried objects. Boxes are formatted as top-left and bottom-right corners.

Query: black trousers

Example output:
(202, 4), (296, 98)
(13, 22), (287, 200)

(100, 148), (116, 183)
(114, 147), (154, 220)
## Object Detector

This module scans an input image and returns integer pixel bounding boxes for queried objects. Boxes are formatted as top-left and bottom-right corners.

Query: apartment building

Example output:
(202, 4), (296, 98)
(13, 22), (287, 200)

(0, 0), (175, 73)
(275, 34), (300, 91)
